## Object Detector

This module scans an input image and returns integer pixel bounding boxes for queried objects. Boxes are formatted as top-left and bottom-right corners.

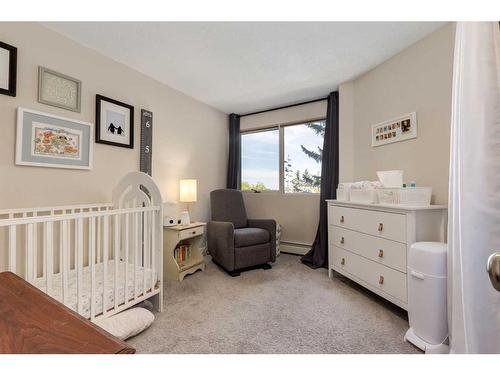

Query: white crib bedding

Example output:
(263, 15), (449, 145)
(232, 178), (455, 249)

(33, 260), (156, 319)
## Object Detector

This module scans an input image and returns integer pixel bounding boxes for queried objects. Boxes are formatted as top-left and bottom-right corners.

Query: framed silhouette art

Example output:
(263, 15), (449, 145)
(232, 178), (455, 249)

(95, 94), (134, 148)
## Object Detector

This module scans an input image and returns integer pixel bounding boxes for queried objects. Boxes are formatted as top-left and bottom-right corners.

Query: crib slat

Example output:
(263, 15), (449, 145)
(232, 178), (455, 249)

(103, 215), (109, 315)
(59, 221), (63, 283)
(33, 223), (38, 279)
(76, 218), (83, 315)
(124, 213), (129, 304)
(45, 222), (53, 296)
(8, 226), (16, 273)
(134, 211), (138, 299)
(26, 224), (34, 282)
(61, 220), (69, 306)
(151, 210), (155, 292)
(97, 216), (101, 263)
(114, 214), (120, 310)
(143, 211), (148, 296)
(89, 217), (96, 320)
(22, 213), (28, 278)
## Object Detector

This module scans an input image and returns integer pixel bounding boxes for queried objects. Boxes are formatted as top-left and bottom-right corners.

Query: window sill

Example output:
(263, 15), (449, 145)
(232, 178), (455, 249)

(241, 191), (320, 196)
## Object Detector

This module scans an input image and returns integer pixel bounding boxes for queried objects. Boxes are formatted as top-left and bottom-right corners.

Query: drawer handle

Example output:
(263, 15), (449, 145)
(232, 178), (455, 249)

(192, 231), (197, 235)
(340, 237), (345, 244)
(340, 215), (345, 223)
(378, 249), (384, 258)
(341, 258), (345, 266)
(378, 223), (384, 232)
(379, 275), (384, 285)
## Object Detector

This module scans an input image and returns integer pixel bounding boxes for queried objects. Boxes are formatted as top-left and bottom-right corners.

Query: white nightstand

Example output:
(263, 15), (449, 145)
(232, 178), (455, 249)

(163, 222), (206, 281)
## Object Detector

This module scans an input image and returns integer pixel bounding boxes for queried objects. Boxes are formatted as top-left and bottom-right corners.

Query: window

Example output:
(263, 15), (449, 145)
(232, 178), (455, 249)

(241, 128), (279, 191)
(241, 119), (325, 193)
(284, 121), (325, 193)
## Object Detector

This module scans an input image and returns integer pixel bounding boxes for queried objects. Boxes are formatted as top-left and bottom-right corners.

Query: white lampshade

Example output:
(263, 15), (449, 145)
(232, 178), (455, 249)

(179, 179), (197, 202)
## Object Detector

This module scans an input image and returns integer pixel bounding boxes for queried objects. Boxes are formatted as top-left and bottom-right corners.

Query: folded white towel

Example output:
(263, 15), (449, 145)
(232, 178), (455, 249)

(339, 181), (382, 189)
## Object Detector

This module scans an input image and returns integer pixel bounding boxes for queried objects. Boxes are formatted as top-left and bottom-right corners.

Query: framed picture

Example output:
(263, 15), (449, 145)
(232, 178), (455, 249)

(0, 41), (17, 97)
(38, 66), (82, 112)
(16, 107), (93, 170)
(371, 112), (417, 147)
(95, 95), (134, 148)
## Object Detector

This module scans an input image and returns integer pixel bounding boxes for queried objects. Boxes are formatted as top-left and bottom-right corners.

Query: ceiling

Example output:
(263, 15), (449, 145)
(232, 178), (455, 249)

(43, 22), (445, 114)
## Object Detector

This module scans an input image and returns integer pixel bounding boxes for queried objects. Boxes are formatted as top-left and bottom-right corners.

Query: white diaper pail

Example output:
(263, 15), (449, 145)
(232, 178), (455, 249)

(404, 242), (449, 354)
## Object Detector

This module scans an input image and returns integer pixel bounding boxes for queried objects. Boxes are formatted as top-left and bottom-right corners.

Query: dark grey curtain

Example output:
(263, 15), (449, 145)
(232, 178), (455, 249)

(301, 91), (339, 268)
(227, 113), (241, 189)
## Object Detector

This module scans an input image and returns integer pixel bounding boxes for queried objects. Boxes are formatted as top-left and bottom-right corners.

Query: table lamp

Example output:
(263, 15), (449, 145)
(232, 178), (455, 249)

(179, 179), (197, 225)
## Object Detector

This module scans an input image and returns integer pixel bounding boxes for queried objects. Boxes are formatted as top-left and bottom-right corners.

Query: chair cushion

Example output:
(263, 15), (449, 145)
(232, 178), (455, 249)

(210, 189), (248, 228)
(234, 227), (270, 248)
(234, 243), (271, 269)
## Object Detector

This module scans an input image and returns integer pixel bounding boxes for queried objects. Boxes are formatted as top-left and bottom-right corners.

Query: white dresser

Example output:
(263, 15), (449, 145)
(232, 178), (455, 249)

(327, 200), (447, 310)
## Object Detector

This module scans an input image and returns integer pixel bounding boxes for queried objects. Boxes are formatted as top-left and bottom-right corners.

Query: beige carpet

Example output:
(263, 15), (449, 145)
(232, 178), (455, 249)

(128, 253), (420, 354)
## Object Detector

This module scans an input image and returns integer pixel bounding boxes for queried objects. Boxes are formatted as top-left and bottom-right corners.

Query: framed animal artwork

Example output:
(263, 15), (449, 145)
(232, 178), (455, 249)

(15, 107), (93, 170)
(95, 94), (134, 148)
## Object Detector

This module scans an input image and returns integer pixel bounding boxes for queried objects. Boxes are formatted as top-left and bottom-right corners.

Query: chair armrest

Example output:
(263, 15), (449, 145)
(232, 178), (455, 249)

(247, 219), (277, 263)
(207, 221), (235, 271)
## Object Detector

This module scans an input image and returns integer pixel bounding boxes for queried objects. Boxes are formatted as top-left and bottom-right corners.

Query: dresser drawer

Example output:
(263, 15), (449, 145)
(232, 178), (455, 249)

(331, 246), (407, 303)
(179, 225), (204, 240)
(330, 227), (407, 272)
(329, 205), (406, 243)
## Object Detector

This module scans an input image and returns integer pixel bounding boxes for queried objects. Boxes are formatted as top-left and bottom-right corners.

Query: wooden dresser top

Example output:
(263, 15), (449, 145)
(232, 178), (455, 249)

(0, 272), (135, 354)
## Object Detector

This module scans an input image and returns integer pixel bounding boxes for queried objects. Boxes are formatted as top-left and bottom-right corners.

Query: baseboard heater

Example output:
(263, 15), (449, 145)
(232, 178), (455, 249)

(279, 241), (311, 256)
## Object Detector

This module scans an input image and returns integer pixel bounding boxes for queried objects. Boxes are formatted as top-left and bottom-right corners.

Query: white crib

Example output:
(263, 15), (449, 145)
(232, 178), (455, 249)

(0, 172), (163, 322)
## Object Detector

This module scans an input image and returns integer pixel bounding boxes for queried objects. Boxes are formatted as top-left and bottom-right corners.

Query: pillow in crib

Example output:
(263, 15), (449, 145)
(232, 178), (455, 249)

(95, 307), (154, 341)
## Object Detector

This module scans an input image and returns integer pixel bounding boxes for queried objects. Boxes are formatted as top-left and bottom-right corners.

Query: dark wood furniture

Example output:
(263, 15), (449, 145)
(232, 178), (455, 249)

(0, 272), (135, 354)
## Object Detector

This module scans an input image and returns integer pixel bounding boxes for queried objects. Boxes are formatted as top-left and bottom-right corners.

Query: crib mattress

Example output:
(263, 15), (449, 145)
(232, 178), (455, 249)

(33, 261), (156, 319)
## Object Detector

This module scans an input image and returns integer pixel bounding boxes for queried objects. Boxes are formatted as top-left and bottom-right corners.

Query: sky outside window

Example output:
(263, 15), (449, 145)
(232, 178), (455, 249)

(241, 129), (279, 190)
(241, 121), (325, 192)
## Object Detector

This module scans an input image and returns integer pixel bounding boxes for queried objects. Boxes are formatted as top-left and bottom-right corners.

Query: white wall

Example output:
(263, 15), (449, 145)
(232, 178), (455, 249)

(0, 23), (228, 222)
(240, 101), (327, 130)
(339, 82), (354, 182)
(341, 23), (455, 204)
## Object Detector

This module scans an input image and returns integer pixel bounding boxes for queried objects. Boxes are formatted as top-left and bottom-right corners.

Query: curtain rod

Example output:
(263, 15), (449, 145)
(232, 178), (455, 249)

(238, 96), (328, 118)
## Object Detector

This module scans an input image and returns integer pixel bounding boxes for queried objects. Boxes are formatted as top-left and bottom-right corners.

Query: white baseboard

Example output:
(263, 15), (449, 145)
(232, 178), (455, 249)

(279, 242), (311, 256)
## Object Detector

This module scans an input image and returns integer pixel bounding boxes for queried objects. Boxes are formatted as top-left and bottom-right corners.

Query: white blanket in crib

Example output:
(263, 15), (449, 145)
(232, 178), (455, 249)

(33, 260), (156, 319)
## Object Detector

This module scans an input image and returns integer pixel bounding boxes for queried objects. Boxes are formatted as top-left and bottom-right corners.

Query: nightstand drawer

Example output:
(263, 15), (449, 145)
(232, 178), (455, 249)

(179, 225), (204, 240)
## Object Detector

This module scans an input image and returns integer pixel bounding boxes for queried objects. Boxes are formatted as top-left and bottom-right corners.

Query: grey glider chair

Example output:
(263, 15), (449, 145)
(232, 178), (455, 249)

(207, 189), (276, 276)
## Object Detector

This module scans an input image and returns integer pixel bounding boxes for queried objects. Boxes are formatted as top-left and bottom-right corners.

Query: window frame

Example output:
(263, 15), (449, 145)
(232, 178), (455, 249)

(240, 117), (326, 195)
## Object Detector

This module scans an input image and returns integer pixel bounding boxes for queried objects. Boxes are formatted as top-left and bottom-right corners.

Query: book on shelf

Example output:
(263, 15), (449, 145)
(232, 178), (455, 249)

(174, 244), (192, 265)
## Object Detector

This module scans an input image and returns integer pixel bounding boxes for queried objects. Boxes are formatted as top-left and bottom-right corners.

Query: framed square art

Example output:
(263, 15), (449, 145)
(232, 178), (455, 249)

(38, 66), (82, 112)
(0, 41), (17, 97)
(15, 107), (93, 170)
(95, 95), (134, 148)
